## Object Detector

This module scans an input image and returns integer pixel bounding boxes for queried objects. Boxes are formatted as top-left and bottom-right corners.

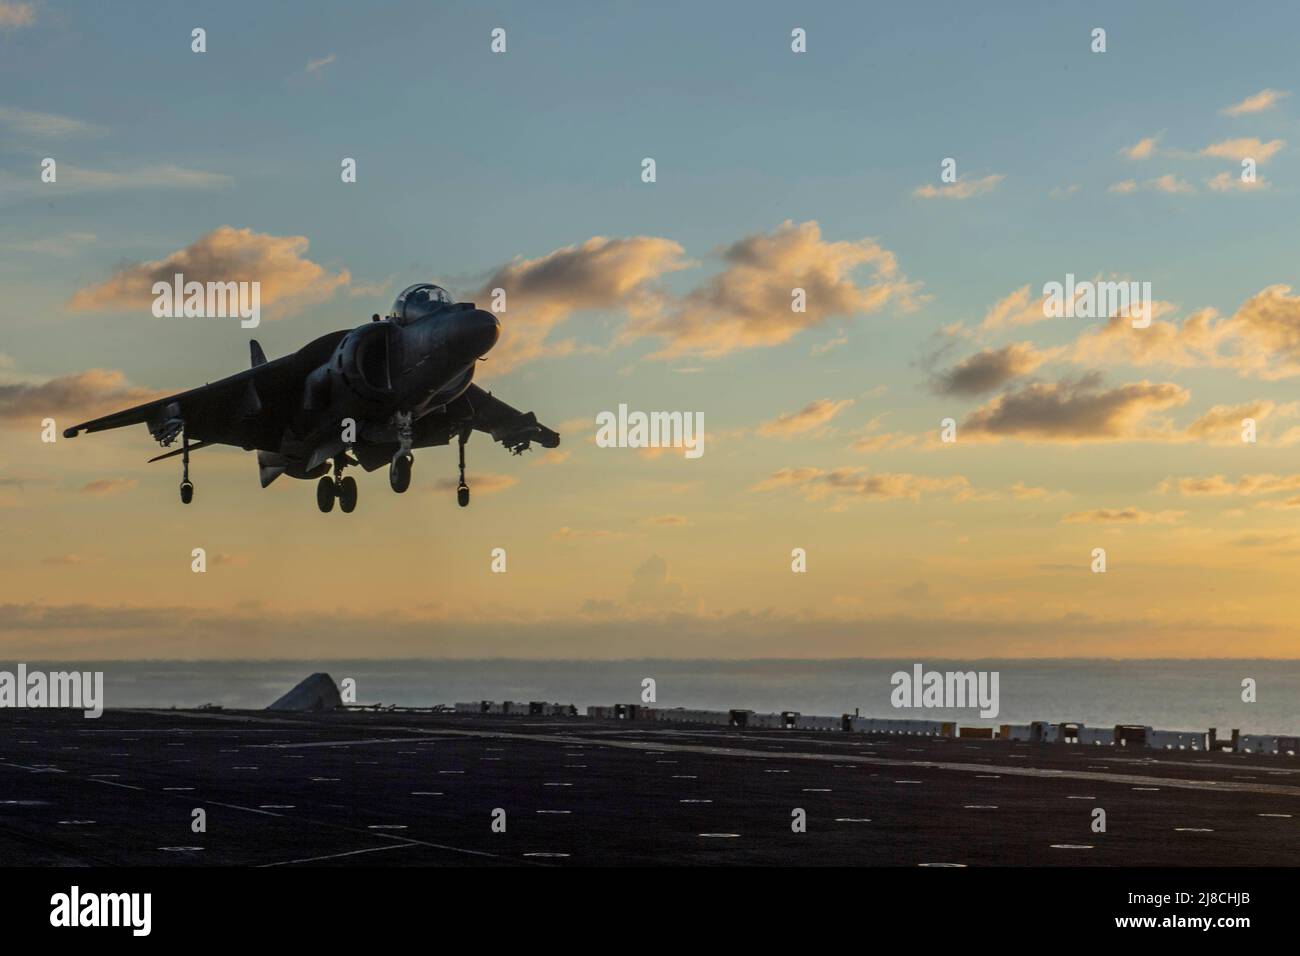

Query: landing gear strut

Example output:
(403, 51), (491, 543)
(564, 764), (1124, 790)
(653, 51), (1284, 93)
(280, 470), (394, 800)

(457, 430), (470, 507)
(389, 411), (413, 494)
(179, 430), (194, 504)
(335, 459), (357, 513)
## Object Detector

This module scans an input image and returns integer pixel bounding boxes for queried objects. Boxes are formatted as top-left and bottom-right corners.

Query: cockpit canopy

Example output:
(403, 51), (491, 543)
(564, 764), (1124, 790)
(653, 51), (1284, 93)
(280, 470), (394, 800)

(389, 283), (455, 325)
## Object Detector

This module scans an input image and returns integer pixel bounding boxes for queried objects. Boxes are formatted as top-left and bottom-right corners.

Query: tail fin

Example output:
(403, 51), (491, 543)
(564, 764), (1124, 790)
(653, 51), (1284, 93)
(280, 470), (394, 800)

(250, 340), (268, 367)
(257, 450), (286, 487)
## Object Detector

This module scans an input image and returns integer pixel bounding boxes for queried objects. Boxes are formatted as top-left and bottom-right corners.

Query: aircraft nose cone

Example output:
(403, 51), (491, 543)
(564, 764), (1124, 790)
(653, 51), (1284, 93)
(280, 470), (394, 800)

(464, 308), (500, 355)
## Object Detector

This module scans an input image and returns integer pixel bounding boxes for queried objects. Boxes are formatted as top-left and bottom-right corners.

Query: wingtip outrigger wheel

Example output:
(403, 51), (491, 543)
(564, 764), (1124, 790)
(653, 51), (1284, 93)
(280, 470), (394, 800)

(178, 429), (194, 504)
(389, 411), (414, 493)
(457, 428), (470, 507)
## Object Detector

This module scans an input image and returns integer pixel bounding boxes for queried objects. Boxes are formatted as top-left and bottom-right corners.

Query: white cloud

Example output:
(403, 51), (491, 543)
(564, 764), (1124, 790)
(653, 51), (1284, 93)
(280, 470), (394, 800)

(0, 105), (105, 138)
(0, 164), (231, 203)
(913, 174), (1003, 200)
(305, 53), (336, 75)
(0, 232), (96, 255)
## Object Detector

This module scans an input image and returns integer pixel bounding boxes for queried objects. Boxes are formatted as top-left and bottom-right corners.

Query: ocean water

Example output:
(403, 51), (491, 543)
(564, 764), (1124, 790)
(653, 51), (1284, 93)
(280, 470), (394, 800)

(14, 659), (1299, 735)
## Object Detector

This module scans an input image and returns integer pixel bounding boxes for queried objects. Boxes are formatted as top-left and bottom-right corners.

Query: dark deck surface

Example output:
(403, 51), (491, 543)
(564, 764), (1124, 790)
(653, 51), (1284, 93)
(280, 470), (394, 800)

(0, 708), (1295, 866)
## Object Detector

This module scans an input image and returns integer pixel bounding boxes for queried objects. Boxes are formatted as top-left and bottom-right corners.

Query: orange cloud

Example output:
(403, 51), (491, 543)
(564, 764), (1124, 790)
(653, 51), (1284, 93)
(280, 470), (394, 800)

(752, 466), (971, 503)
(849, 431), (918, 452)
(552, 527), (624, 540)
(758, 398), (854, 437)
(529, 449), (570, 467)
(80, 478), (137, 497)
(1207, 171), (1270, 192)
(431, 473), (517, 495)
(1184, 401), (1290, 444)
(628, 220), (921, 359)
(1062, 507), (1185, 524)
(1078, 287), (1300, 380)
(641, 514), (688, 526)
(1161, 473), (1300, 497)
(913, 174), (1003, 199)
(477, 235), (690, 371)
(0, 3), (34, 28)
(1221, 285), (1300, 378)
(959, 375), (1189, 443)
(932, 342), (1053, 396)
(1069, 305), (1220, 369)
(68, 226), (349, 318)
(1222, 88), (1289, 115)
(1120, 135), (1160, 160)
(1150, 174), (1195, 194)
(0, 369), (164, 427)
(1108, 176), (1193, 195)
(1201, 137), (1285, 163)
(980, 285), (1053, 331)
(1009, 482), (1055, 500)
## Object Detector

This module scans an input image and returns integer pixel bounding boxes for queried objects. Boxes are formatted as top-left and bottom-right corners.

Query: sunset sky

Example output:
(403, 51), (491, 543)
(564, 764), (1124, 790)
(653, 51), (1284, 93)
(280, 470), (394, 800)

(4, 1), (1300, 659)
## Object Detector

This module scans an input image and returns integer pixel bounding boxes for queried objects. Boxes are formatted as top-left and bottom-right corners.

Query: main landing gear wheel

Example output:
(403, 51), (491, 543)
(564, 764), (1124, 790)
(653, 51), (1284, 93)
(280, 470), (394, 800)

(389, 453), (412, 493)
(180, 480), (194, 504)
(457, 482), (470, 507)
(317, 475), (336, 513)
(337, 475), (358, 513)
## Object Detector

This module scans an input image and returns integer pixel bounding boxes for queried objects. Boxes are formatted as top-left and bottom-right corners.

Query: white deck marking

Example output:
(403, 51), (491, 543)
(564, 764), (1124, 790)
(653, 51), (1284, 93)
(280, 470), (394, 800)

(259, 843), (419, 866)
(127, 713), (1300, 801)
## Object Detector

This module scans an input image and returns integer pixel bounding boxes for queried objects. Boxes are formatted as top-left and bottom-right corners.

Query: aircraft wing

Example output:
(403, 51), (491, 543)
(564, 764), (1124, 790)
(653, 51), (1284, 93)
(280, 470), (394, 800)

(460, 384), (561, 454)
(62, 332), (348, 451)
(62, 363), (276, 441)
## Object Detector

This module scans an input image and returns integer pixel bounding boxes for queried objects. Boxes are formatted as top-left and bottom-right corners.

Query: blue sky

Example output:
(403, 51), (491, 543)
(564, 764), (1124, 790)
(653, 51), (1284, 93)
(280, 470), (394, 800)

(4, 1), (1299, 387)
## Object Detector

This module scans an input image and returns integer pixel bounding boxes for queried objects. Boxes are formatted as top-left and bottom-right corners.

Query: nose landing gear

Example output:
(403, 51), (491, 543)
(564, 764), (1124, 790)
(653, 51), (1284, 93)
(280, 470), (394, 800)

(389, 453), (412, 493)
(389, 410), (414, 494)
